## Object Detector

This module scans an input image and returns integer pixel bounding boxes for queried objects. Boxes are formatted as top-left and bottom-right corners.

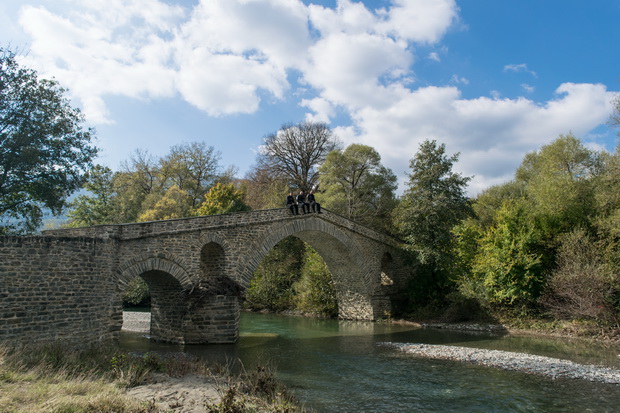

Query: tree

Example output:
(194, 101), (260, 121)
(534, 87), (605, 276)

(541, 229), (620, 328)
(137, 185), (192, 222)
(243, 163), (290, 210)
(320, 144), (397, 231)
(515, 133), (600, 237)
(393, 140), (472, 275)
(159, 142), (232, 209)
(471, 199), (544, 305)
(0, 47), (98, 233)
(259, 121), (341, 192)
(195, 182), (250, 216)
(66, 165), (115, 227)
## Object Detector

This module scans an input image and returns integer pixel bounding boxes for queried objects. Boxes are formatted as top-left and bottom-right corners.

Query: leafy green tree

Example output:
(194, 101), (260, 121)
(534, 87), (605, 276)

(112, 149), (160, 223)
(471, 199), (544, 305)
(259, 121), (341, 192)
(245, 237), (305, 312)
(137, 185), (192, 222)
(293, 244), (337, 317)
(393, 140), (472, 281)
(595, 146), (620, 239)
(319, 144), (397, 231)
(159, 142), (232, 209)
(66, 165), (115, 227)
(122, 277), (151, 308)
(516, 133), (600, 238)
(195, 182), (250, 215)
(0, 47), (98, 233)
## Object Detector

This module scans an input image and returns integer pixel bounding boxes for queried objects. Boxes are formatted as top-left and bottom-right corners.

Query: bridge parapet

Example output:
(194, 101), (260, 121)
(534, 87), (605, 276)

(43, 208), (402, 247)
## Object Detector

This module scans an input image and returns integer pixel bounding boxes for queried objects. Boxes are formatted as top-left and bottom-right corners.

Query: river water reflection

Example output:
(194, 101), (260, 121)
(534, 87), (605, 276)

(120, 312), (620, 412)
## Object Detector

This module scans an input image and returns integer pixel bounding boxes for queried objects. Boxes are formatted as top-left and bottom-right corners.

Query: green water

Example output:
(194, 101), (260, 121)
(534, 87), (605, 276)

(120, 312), (620, 412)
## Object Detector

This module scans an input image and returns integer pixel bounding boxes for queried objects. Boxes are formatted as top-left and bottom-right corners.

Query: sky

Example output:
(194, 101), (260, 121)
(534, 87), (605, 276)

(1, 0), (619, 195)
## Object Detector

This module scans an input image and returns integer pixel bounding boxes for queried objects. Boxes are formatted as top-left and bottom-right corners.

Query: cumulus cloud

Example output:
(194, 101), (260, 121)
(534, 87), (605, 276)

(13, 0), (615, 193)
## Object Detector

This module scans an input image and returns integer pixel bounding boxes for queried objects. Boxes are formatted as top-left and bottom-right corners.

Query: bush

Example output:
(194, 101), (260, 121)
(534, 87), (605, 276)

(122, 277), (151, 308)
(540, 229), (620, 328)
(245, 237), (304, 312)
(293, 245), (338, 317)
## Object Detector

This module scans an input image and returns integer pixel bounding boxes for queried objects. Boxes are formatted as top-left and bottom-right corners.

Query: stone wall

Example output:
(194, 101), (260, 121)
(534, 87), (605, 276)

(0, 236), (118, 347)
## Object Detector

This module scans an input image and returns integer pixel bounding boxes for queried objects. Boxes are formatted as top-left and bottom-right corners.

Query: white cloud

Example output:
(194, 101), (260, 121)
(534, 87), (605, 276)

(11, 0), (616, 194)
(504, 63), (537, 77)
(521, 83), (535, 93)
(427, 52), (441, 61)
(378, 0), (459, 43)
(334, 82), (614, 195)
(451, 74), (469, 85)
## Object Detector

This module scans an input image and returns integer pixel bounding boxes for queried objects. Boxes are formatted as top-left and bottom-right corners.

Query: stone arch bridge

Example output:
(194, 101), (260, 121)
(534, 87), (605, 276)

(0, 209), (409, 346)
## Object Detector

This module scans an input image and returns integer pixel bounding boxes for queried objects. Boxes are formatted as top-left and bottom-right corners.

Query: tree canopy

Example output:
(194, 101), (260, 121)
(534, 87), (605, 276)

(259, 121), (340, 192)
(393, 140), (472, 269)
(0, 47), (98, 233)
(319, 143), (397, 231)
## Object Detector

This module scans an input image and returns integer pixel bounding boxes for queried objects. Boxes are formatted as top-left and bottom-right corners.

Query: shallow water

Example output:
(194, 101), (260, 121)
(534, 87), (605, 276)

(120, 312), (620, 412)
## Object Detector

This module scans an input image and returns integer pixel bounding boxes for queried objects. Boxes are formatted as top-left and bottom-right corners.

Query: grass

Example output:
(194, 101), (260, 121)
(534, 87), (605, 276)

(0, 344), (311, 413)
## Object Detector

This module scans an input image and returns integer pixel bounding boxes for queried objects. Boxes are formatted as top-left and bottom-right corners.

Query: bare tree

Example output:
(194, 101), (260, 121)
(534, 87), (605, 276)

(259, 122), (341, 192)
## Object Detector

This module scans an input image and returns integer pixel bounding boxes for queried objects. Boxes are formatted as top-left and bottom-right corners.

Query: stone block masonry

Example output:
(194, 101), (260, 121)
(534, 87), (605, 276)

(1, 208), (410, 347)
(0, 236), (118, 346)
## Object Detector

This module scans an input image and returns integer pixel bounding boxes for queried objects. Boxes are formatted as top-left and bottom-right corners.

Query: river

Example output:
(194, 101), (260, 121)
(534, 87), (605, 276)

(120, 312), (620, 412)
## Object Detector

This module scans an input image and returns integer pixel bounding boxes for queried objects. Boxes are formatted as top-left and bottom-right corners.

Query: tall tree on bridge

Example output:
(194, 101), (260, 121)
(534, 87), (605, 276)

(0, 47), (98, 234)
(258, 121), (341, 192)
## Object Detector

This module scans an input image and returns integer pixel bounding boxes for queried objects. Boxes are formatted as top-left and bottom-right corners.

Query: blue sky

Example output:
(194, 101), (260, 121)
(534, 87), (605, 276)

(1, 0), (619, 194)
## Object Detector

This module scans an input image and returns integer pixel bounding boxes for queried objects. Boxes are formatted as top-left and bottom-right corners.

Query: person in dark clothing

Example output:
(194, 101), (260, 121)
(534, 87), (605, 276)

(286, 192), (299, 215)
(297, 191), (310, 214)
(307, 190), (321, 213)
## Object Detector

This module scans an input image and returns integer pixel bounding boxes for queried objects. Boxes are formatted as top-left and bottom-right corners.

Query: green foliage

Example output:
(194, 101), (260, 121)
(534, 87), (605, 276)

(293, 245), (338, 317)
(66, 165), (115, 227)
(471, 199), (544, 305)
(595, 146), (620, 239)
(0, 47), (98, 234)
(541, 229), (620, 328)
(159, 142), (231, 209)
(196, 182), (250, 216)
(516, 133), (600, 238)
(245, 237), (305, 312)
(122, 277), (150, 307)
(393, 140), (472, 297)
(319, 143), (397, 232)
(137, 185), (192, 222)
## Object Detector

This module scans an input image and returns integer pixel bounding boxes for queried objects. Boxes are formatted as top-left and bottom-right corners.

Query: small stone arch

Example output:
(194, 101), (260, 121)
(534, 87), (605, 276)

(116, 253), (192, 292)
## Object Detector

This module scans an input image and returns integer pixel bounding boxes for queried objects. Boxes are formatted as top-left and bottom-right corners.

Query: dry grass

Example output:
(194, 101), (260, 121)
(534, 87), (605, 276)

(0, 345), (310, 413)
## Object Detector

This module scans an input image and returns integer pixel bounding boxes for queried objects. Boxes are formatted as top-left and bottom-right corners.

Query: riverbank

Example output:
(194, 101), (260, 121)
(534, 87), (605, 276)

(382, 342), (620, 385)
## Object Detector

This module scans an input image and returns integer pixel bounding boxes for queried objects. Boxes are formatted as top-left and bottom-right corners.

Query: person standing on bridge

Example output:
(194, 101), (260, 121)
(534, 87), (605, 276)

(307, 190), (321, 213)
(286, 192), (299, 215)
(297, 191), (310, 214)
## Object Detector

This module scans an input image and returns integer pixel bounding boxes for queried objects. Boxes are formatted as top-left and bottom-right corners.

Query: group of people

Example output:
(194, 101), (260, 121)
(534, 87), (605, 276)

(286, 190), (322, 215)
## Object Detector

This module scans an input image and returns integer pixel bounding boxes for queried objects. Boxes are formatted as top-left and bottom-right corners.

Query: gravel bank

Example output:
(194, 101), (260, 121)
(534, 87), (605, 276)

(382, 342), (620, 385)
(122, 311), (150, 333)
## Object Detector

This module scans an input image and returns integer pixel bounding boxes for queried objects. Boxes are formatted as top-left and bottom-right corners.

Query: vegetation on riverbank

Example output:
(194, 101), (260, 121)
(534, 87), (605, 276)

(0, 344), (310, 413)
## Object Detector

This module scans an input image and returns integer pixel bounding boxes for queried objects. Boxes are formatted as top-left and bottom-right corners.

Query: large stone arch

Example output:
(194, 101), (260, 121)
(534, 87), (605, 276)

(242, 217), (380, 320)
